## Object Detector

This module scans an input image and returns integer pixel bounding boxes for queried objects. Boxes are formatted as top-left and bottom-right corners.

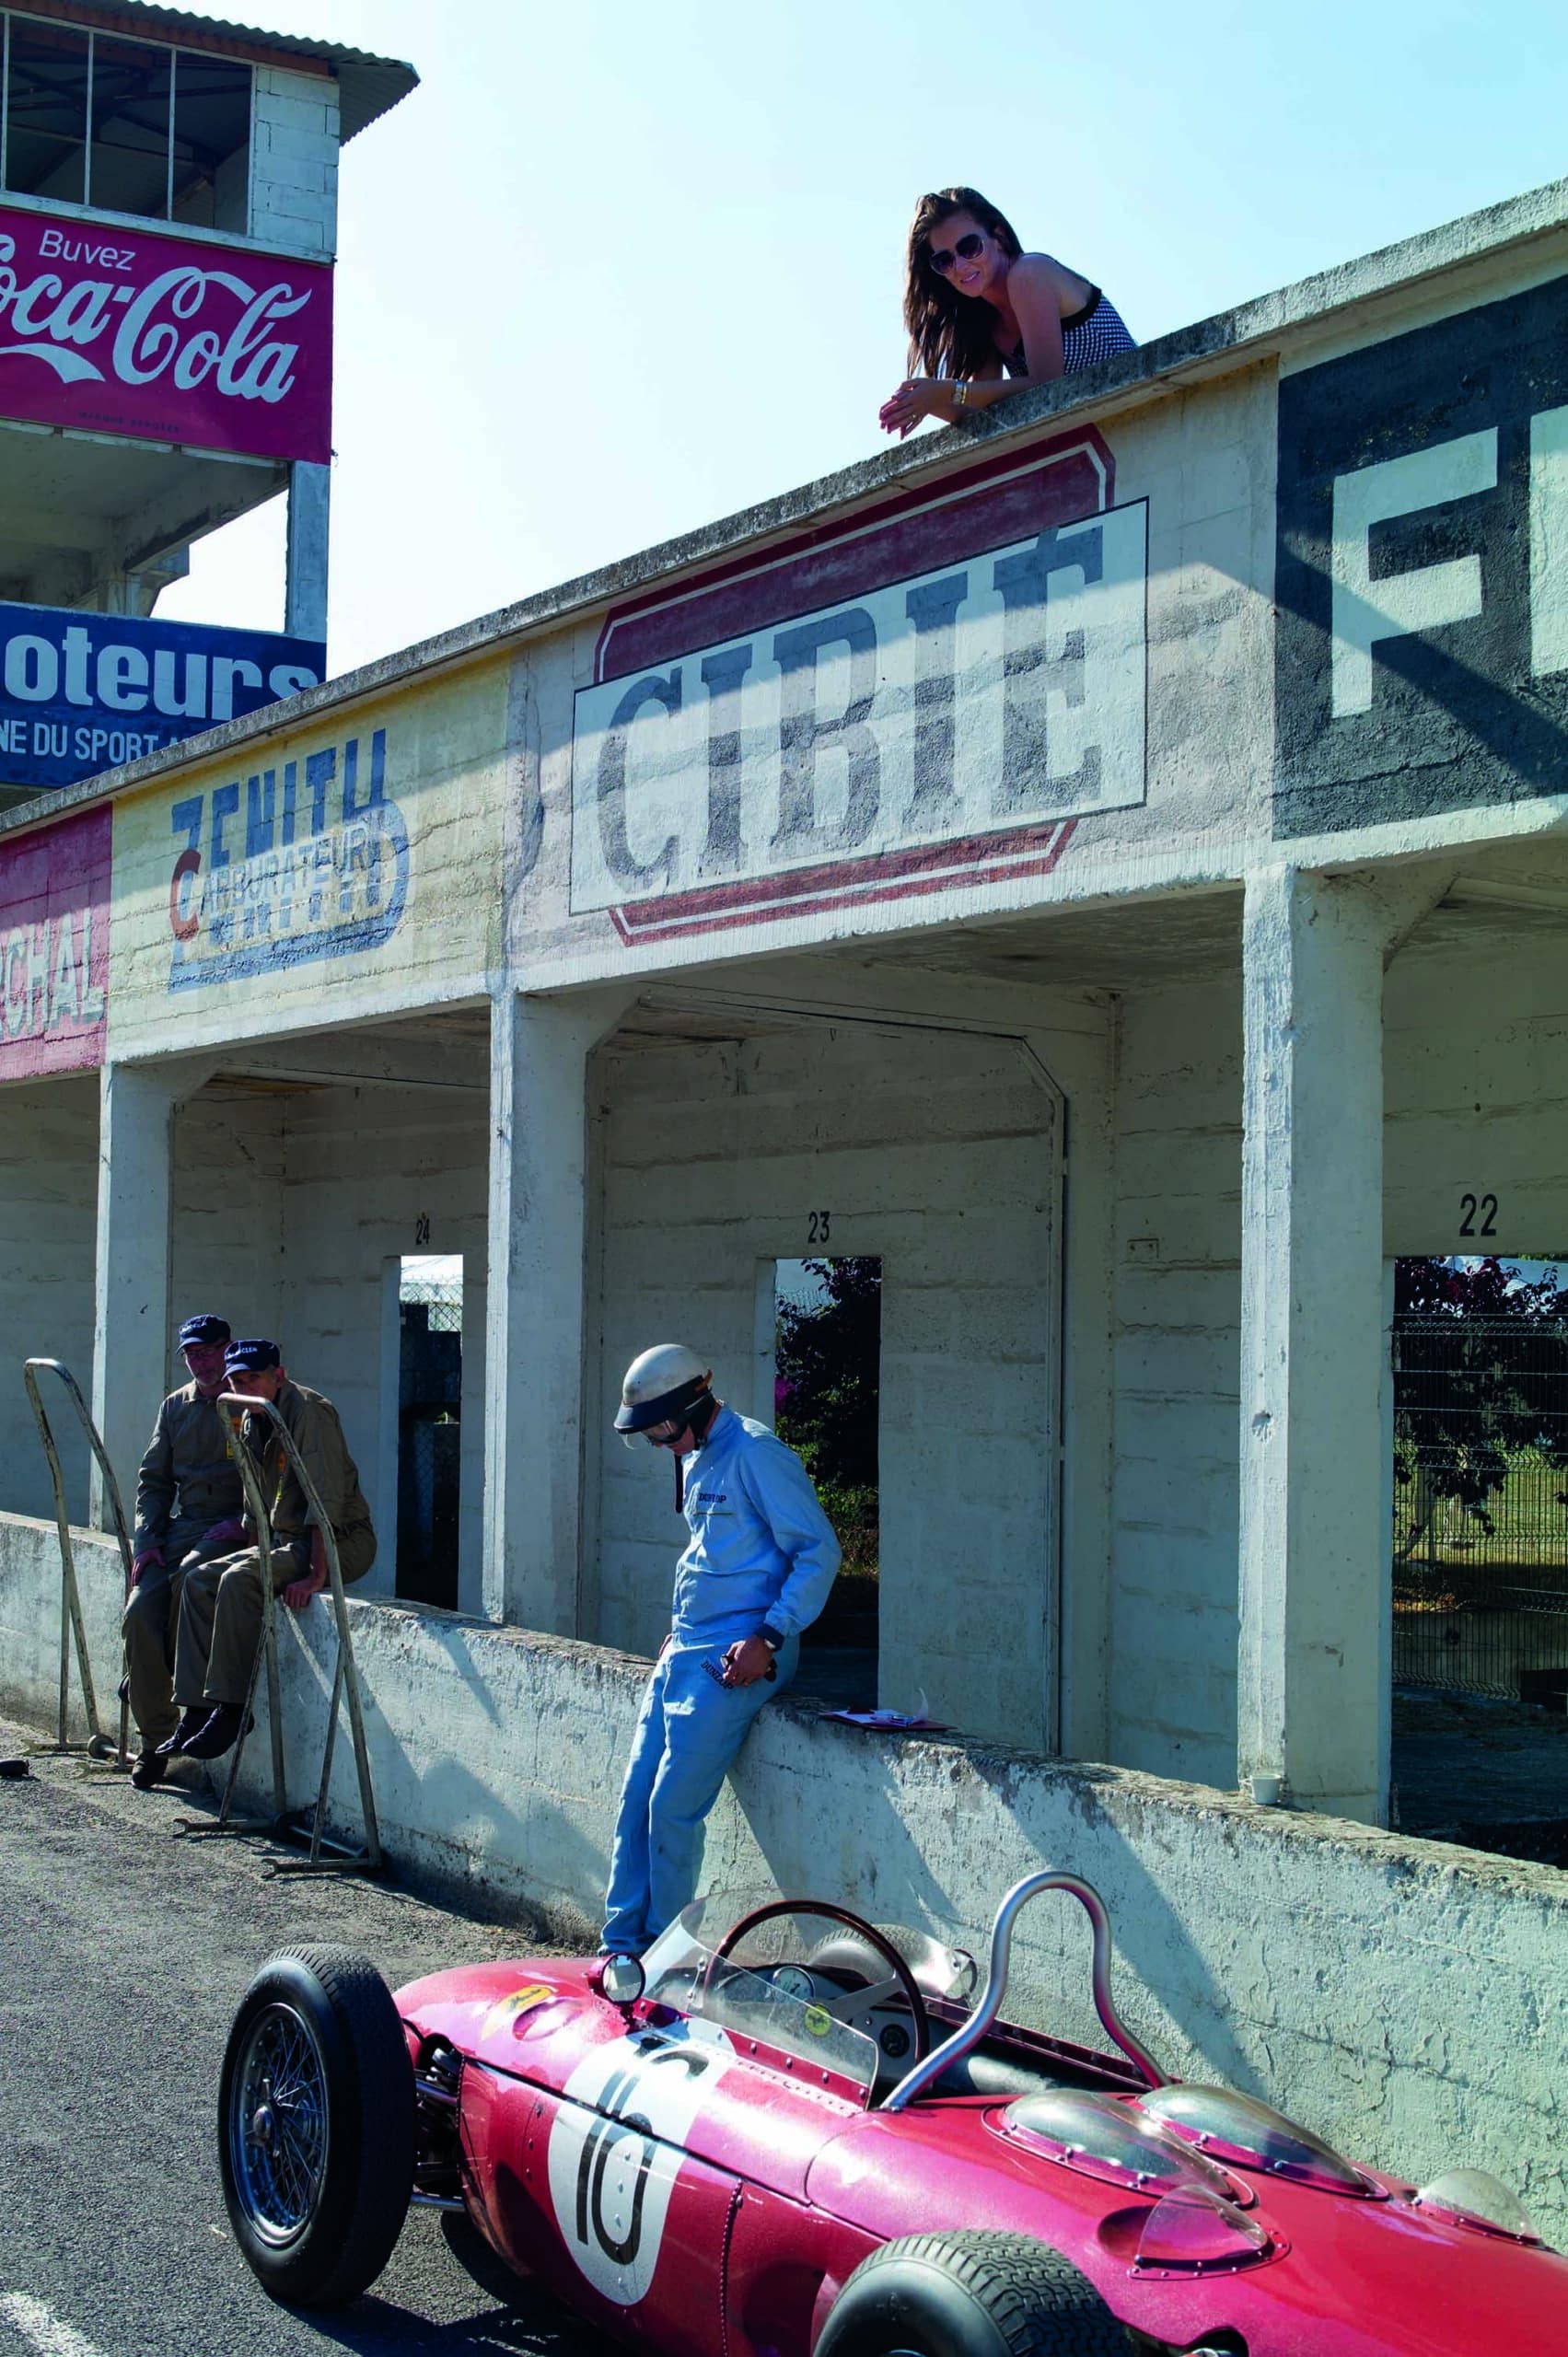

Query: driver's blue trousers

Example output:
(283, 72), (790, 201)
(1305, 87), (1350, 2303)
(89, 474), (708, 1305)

(602, 1634), (800, 1955)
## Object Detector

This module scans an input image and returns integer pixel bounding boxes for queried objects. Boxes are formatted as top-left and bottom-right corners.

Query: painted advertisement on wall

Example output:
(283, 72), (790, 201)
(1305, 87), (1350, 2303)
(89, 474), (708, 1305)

(570, 430), (1147, 943)
(0, 803), (109, 1077)
(165, 723), (406, 991)
(0, 602), (325, 791)
(109, 662), (509, 1047)
(0, 203), (331, 461)
(1275, 273), (1568, 837)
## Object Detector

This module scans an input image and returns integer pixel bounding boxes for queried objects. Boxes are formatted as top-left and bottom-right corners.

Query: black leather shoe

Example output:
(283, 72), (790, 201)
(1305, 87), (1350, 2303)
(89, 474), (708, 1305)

(155, 1705), (210, 1759)
(180, 1704), (252, 1760)
(130, 1748), (168, 1791)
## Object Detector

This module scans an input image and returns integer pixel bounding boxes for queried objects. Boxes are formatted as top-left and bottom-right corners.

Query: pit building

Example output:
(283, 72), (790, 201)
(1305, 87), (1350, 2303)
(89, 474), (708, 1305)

(3, 154), (1566, 2230)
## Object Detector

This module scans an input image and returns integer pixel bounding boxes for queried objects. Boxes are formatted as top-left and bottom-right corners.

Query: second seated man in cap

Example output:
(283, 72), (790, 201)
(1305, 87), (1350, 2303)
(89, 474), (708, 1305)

(159, 1338), (377, 1763)
(123, 1313), (249, 1789)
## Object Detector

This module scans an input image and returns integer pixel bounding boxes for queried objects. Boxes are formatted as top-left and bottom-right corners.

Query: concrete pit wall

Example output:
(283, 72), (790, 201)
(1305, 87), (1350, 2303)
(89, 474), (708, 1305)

(1, 1074), (99, 1525)
(172, 1086), (287, 1352)
(271, 1080), (489, 1616)
(1100, 922), (1568, 1793)
(248, 65), (341, 256)
(1, 1512), (1562, 2241)
(1384, 927), (1568, 1260)
(1109, 974), (1244, 1789)
(590, 1019), (1062, 1747)
(167, 1073), (489, 1615)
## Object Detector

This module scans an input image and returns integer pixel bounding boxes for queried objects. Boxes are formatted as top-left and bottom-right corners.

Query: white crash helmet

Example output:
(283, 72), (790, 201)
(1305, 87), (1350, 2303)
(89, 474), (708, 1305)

(615, 1344), (713, 1445)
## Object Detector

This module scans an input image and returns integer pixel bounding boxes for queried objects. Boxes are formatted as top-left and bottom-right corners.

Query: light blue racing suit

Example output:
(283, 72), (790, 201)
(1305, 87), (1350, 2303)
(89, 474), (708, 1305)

(602, 1405), (841, 1953)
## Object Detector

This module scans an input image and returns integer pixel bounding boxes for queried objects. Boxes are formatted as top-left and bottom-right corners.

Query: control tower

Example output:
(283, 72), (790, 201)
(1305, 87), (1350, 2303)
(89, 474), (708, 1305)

(0, 1), (416, 811)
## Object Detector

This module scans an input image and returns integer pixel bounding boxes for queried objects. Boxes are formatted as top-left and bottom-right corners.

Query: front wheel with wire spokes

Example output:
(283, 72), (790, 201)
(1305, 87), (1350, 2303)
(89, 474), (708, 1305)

(218, 1945), (413, 2305)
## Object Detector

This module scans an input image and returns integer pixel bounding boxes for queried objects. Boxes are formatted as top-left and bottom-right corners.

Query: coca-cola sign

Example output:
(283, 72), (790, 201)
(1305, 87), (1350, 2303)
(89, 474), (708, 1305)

(0, 204), (331, 461)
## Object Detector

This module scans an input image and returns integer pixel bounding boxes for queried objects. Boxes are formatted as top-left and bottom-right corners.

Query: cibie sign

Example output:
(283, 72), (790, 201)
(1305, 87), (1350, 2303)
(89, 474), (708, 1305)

(571, 430), (1145, 943)
(0, 602), (325, 790)
(0, 205), (331, 462)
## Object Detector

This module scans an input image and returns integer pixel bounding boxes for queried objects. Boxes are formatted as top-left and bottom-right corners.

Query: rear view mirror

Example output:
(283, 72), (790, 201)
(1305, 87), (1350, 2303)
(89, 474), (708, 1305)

(596, 1953), (645, 2008)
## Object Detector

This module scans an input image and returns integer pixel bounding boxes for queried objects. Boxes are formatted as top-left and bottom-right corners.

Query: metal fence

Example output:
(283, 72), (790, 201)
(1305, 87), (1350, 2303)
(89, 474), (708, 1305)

(1392, 1314), (1568, 1700)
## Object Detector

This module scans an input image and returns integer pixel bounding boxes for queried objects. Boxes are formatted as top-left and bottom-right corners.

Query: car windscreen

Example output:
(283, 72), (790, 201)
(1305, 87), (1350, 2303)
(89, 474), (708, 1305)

(643, 1903), (881, 2096)
(654, 1895), (979, 2003)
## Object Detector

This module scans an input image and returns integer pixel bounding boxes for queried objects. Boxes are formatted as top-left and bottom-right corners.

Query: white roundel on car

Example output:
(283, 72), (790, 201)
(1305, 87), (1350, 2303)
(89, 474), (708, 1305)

(547, 2022), (734, 2306)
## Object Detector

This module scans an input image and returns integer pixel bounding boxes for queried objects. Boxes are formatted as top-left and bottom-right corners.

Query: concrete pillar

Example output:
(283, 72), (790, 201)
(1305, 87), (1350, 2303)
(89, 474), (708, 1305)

(482, 988), (633, 1629)
(285, 460), (331, 643)
(90, 1062), (181, 1529)
(1237, 866), (1394, 1825)
(83, 546), (190, 619)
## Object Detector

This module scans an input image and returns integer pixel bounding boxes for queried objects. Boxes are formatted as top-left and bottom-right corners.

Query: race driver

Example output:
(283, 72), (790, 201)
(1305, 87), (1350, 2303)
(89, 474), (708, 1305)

(602, 1344), (841, 1955)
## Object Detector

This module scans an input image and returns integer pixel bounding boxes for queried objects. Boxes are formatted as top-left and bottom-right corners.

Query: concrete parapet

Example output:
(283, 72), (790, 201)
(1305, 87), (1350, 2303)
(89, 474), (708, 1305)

(1, 1508), (1562, 2238)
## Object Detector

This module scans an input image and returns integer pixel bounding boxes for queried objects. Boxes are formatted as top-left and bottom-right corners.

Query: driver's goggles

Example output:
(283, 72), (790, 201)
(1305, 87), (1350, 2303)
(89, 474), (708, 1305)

(643, 1418), (684, 1447)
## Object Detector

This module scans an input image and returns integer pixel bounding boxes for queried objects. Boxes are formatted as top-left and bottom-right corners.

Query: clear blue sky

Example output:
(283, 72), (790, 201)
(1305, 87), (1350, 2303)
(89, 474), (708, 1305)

(157, 0), (1568, 677)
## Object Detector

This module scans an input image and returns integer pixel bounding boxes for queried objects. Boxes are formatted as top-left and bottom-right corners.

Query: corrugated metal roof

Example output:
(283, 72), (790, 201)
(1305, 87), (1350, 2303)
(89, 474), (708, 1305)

(17, 2), (418, 142)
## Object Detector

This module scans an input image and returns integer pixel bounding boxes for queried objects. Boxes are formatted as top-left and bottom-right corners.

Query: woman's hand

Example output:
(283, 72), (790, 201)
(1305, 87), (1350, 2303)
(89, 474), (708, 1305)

(878, 378), (955, 439)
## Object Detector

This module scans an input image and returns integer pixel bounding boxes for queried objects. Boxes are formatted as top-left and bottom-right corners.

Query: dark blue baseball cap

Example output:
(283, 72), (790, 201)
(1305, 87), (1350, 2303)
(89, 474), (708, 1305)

(225, 1337), (282, 1375)
(177, 1314), (230, 1349)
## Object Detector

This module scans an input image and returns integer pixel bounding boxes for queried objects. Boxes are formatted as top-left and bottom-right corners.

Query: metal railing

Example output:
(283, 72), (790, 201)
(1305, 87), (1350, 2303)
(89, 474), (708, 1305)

(175, 1391), (381, 1875)
(22, 1358), (134, 1765)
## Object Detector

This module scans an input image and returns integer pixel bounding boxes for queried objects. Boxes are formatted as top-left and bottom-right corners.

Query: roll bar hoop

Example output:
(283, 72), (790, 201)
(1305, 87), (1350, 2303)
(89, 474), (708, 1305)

(883, 1870), (1166, 2110)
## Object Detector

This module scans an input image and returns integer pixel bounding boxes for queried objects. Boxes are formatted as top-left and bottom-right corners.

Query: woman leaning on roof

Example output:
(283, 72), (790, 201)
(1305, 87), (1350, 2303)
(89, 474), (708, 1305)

(879, 184), (1135, 441)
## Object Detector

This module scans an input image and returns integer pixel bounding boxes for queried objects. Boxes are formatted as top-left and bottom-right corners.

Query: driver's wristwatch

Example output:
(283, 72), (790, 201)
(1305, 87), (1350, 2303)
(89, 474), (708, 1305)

(758, 1625), (784, 1652)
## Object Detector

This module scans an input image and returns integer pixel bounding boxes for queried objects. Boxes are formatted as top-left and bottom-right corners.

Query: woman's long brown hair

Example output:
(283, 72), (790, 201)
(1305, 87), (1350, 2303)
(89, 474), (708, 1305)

(903, 186), (1024, 380)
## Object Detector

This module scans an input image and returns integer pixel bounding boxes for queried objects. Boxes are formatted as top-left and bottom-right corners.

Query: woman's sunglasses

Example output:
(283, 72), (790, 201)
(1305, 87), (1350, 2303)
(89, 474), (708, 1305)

(928, 231), (985, 277)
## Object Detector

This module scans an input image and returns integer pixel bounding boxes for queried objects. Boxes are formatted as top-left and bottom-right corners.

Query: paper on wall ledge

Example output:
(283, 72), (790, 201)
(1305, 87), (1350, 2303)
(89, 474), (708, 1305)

(818, 1691), (953, 1734)
(817, 1711), (955, 1733)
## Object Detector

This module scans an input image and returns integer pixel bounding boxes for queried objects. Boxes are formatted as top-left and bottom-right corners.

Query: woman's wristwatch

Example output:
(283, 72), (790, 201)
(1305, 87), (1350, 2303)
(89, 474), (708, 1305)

(951, 380), (969, 408)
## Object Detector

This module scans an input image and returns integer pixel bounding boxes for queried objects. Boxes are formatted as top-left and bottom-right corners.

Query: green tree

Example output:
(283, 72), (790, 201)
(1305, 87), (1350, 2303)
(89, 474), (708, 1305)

(774, 1256), (881, 1487)
(1393, 1257), (1568, 1550)
(775, 1257), (881, 1589)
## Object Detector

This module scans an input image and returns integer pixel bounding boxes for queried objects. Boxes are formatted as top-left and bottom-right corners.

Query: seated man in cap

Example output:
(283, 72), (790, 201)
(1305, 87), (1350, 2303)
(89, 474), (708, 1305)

(122, 1313), (248, 1790)
(160, 1340), (377, 1762)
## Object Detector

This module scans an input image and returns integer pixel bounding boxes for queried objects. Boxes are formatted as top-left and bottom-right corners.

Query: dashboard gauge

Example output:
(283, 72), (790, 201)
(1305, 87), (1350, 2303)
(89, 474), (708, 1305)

(769, 1965), (816, 2003)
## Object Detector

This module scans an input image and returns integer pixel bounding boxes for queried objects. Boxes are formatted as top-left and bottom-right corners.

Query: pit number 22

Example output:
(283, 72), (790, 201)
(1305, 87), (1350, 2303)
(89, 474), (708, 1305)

(1458, 1192), (1498, 1238)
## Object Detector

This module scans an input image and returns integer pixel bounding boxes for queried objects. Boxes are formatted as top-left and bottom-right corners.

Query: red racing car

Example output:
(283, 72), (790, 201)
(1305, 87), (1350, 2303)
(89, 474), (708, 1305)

(217, 1869), (1565, 2353)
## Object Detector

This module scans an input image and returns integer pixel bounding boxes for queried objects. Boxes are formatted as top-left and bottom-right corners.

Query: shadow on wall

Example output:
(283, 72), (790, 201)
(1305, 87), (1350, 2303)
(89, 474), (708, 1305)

(243, 1602), (617, 1933)
(6, 1518), (1563, 2239)
(728, 1708), (1268, 2098)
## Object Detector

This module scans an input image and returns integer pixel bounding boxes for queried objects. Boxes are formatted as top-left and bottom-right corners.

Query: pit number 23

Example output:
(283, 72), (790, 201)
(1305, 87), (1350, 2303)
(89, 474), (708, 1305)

(807, 1211), (831, 1245)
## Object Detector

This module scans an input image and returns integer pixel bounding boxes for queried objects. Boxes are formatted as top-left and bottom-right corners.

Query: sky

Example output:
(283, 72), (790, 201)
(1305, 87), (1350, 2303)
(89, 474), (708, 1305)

(155, 0), (1568, 679)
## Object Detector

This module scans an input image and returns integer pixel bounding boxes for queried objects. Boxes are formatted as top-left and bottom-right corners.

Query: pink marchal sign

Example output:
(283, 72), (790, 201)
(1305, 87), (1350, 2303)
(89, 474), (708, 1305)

(0, 206), (331, 461)
(0, 804), (110, 1077)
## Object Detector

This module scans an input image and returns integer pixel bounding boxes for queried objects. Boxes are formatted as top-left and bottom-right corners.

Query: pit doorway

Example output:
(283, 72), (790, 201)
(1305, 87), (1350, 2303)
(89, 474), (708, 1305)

(1390, 1254), (1568, 1864)
(773, 1254), (880, 1711)
(397, 1253), (463, 1610)
(590, 1009), (1062, 1747)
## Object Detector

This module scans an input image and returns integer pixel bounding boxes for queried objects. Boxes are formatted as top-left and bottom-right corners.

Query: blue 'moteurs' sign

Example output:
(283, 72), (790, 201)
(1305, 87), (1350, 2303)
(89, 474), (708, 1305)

(0, 602), (326, 791)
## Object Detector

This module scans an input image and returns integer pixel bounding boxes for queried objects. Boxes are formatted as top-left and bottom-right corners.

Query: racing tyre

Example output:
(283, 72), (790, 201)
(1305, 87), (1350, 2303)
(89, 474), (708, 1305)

(816, 2231), (1132, 2357)
(218, 1944), (414, 2306)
